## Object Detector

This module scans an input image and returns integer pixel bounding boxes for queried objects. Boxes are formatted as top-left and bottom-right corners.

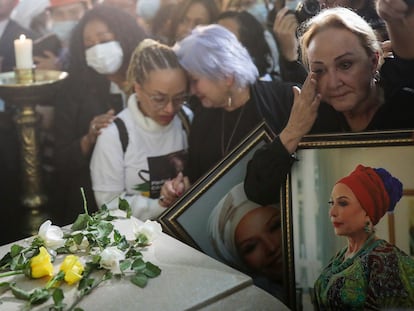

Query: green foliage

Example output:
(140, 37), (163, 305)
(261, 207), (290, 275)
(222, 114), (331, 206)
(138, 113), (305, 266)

(0, 196), (161, 310)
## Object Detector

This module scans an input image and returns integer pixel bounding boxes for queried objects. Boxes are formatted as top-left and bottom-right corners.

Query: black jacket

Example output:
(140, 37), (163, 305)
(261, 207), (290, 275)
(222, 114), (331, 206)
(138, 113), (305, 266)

(244, 55), (414, 205)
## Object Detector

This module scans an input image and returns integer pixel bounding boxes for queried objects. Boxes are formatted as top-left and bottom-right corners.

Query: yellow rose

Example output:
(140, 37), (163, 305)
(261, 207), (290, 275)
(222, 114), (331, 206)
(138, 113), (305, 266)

(30, 246), (54, 279)
(60, 255), (84, 285)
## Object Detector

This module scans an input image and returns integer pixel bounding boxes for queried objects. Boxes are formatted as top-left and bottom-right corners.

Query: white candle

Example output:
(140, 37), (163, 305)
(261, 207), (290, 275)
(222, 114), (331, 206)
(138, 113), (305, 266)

(14, 34), (33, 69)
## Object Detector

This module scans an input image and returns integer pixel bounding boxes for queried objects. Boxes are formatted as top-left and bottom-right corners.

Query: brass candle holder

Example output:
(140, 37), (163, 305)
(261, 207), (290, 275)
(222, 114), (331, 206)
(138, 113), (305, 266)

(14, 66), (35, 84)
(0, 69), (68, 234)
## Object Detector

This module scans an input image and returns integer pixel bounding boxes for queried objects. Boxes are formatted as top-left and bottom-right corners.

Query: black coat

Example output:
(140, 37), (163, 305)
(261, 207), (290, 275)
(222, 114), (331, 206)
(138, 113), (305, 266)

(244, 55), (414, 205)
(52, 76), (124, 225)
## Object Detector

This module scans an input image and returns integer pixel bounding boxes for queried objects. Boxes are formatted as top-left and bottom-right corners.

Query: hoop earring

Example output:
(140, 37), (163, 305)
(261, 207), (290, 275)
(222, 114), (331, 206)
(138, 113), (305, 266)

(364, 221), (372, 233)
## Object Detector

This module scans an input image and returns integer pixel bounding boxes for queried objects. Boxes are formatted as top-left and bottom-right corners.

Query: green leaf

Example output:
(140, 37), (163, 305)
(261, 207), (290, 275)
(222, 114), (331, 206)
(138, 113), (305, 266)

(131, 273), (148, 288)
(78, 277), (95, 296)
(125, 248), (142, 259)
(71, 214), (93, 231)
(29, 288), (51, 305)
(0, 282), (10, 294)
(51, 287), (65, 310)
(72, 232), (84, 245)
(31, 237), (45, 248)
(0, 252), (12, 271)
(131, 258), (145, 272)
(136, 233), (149, 246)
(144, 262), (161, 278)
(113, 230), (122, 243)
(118, 198), (132, 218)
(119, 259), (131, 272)
(10, 283), (30, 300)
(115, 237), (129, 252)
(10, 244), (24, 257)
(96, 222), (114, 239)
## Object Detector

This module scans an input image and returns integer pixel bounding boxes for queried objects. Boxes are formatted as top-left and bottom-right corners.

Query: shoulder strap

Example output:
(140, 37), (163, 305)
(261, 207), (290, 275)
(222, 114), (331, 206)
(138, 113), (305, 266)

(113, 118), (129, 153)
(177, 107), (191, 139)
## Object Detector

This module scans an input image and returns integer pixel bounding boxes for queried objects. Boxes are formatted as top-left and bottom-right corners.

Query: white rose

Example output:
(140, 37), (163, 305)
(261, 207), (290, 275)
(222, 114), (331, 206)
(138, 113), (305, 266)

(133, 219), (162, 243)
(38, 220), (65, 250)
(99, 246), (125, 274)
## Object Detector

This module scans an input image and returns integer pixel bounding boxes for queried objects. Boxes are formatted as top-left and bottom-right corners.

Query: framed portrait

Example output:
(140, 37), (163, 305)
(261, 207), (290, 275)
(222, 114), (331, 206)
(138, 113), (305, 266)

(158, 122), (291, 304)
(282, 130), (414, 311)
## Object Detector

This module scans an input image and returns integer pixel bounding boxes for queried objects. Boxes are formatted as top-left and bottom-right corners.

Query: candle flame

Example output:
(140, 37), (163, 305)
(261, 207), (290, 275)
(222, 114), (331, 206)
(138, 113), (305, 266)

(19, 34), (26, 41)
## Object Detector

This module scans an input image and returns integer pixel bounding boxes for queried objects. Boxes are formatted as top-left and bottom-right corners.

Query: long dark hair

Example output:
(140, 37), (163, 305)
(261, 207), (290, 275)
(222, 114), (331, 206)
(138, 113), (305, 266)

(218, 10), (273, 77)
(168, 0), (220, 45)
(67, 4), (147, 89)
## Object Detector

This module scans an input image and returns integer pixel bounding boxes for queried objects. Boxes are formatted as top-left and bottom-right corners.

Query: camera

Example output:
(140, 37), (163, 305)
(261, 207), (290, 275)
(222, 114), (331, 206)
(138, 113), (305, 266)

(294, 0), (320, 24)
(266, 0), (320, 29)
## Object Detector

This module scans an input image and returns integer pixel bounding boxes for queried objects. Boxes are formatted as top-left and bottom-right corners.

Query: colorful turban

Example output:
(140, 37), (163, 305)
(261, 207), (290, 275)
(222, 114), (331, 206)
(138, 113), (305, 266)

(336, 164), (403, 225)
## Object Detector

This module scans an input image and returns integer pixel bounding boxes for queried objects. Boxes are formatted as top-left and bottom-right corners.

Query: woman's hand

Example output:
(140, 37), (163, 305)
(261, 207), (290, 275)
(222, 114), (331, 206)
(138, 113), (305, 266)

(381, 40), (393, 58)
(159, 172), (190, 208)
(376, 0), (411, 23)
(376, 0), (414, 59)
(33, 51), (61, 71)
(81, 109), (116, 156)
(86, 109), (116, 144)
(279, 73), (321, 153)
(273, 7), (299, 62)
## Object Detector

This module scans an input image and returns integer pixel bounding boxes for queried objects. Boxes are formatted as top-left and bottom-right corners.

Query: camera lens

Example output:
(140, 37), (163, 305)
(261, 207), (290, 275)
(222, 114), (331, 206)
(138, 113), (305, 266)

(303, 0), (320, 15)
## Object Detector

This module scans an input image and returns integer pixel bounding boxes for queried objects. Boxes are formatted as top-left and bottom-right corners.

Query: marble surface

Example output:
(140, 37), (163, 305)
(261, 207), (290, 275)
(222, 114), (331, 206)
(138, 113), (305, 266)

(0, 216), (289, 311)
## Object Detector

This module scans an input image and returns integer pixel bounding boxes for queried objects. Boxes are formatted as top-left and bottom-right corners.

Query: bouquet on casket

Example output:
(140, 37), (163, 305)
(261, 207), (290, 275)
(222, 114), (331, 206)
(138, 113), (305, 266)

(0, 190), (162, 310)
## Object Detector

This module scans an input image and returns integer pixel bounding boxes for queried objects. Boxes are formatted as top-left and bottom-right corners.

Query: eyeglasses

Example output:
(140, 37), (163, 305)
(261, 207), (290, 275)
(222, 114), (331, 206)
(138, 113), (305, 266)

(141, 88), (189, 110)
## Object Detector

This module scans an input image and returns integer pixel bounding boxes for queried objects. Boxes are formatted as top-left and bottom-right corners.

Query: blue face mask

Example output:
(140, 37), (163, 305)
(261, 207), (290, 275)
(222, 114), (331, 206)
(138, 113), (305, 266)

(51, 20), (78, 44)
(247, 3), (269, 25)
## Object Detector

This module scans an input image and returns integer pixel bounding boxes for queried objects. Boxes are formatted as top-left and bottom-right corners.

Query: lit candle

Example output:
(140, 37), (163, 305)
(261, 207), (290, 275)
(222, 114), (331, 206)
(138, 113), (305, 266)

(14, 34), (33, 69)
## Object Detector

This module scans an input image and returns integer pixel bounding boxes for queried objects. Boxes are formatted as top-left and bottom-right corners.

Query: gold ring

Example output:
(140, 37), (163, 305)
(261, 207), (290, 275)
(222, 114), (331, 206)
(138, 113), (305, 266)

(92, 124), (97, 131)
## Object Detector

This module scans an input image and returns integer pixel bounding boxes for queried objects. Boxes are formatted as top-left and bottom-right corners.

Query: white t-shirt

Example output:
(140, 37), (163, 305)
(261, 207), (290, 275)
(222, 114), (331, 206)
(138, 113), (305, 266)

(90, 94), (192, 220)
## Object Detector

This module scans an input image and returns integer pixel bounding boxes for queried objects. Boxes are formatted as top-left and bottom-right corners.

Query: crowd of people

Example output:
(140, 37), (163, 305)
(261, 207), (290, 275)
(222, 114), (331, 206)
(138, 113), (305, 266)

(1, 0), (414, 308)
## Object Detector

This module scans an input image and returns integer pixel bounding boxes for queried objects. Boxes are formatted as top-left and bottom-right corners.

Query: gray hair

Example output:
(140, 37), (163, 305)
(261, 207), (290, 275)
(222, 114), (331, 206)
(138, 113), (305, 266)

(174, 24), (258, 88)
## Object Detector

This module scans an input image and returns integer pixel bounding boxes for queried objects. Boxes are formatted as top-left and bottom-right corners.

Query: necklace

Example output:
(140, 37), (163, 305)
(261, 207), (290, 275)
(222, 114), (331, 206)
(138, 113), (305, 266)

(221, 104), (246, 156)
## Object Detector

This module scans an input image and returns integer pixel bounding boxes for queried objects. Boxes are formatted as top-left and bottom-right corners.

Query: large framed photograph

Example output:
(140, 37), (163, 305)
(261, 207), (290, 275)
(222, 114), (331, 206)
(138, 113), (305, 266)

(158, 122), (292, 304)
(283, 130), (414, 311)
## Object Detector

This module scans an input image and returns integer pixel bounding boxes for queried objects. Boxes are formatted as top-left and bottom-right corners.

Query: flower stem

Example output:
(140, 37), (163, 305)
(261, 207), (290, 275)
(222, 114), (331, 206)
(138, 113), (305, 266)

(80, 187), (89, 215)
(67, 272), (111, 311)
(45, 271), (65, 289)
(0, 270), (24, 278)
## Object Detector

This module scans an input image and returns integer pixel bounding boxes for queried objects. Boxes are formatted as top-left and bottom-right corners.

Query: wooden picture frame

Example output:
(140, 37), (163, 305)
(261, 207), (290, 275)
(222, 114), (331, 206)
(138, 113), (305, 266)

(282, 130), (414, 310)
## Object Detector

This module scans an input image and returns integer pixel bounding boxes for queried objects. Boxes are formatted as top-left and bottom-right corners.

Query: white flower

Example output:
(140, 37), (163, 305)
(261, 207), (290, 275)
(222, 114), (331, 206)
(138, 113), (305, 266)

(38, 220), (65, 250)
(133, 219), (162, 243)
(99, 246), (125, 274)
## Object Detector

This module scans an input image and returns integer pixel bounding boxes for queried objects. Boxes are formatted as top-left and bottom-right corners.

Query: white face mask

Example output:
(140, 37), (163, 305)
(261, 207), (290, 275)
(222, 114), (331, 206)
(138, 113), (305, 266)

(85, 41), (123, 75)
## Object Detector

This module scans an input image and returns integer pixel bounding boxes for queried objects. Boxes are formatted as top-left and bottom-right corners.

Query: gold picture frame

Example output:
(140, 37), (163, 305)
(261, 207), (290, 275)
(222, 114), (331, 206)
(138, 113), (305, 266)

(283, 130), (414, 310)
